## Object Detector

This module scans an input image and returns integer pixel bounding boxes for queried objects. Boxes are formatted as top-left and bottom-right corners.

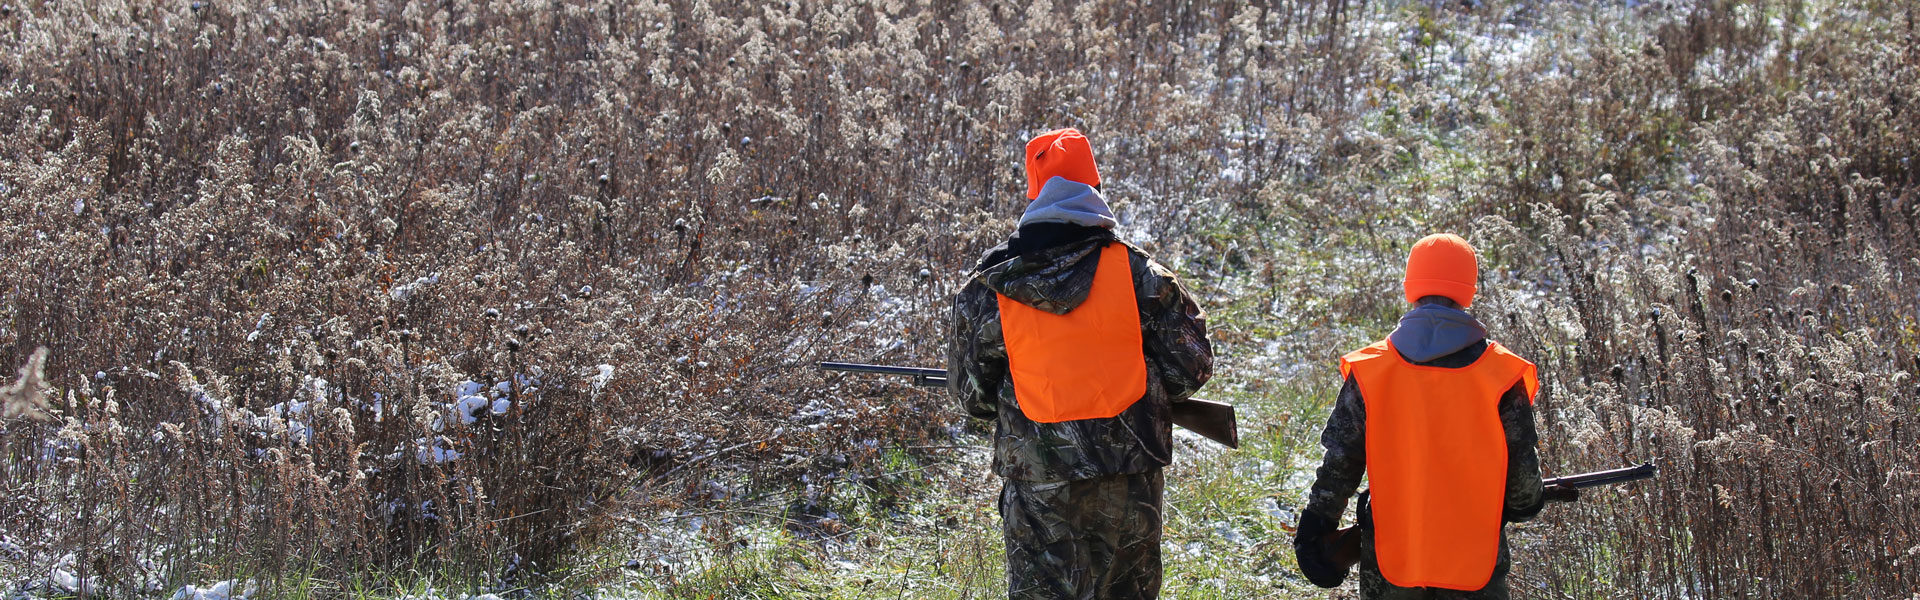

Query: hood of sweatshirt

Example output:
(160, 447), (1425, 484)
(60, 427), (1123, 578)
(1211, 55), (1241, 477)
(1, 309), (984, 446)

(1019, 177), (1117, 229)
(1388, 303), (1489, 363)
(976, 231), (1123, 316)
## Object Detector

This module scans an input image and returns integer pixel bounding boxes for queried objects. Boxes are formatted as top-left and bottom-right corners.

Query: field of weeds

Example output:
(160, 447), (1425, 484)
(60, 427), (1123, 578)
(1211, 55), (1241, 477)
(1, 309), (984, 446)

(1, 0), (1915, 598)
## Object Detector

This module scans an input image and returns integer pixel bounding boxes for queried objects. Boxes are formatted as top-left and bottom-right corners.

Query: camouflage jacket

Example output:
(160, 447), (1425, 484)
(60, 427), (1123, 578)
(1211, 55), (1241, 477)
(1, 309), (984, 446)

(948, 225), (1213, 483)
(1305, 338), (1546, 590)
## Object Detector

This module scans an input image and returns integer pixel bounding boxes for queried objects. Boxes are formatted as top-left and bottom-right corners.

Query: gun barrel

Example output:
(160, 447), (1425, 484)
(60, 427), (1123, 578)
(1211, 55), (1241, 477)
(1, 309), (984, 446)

(817, 362), (948, 386)
(1544, 462), (1658, 489)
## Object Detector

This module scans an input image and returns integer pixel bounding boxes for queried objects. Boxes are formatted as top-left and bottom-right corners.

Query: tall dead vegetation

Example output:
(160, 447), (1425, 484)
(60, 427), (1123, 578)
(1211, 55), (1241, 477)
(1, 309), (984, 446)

(0, 0), (1373, 592)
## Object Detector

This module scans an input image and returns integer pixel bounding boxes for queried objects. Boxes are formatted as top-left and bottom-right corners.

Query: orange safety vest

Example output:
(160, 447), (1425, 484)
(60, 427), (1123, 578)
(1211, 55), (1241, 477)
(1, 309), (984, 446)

(997, 242), (1148, 423)
(1340, 339), (1538, 590)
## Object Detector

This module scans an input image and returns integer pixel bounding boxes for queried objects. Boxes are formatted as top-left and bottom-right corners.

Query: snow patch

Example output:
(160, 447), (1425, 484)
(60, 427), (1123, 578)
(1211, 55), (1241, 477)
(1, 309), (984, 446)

(453, 395), (490, 425)
(415, 437), (461, 463)
(245, 313), (271, 343)
(171, 580), (252, 600)
(390, 272), (440, 301)
(591, 364), (615, 392)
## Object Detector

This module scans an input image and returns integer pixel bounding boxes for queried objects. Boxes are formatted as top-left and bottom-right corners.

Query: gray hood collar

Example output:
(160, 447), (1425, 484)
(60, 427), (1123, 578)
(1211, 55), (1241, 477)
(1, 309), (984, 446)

(1019, 177), (1117, 229)
(1388, 304), (1488, 363)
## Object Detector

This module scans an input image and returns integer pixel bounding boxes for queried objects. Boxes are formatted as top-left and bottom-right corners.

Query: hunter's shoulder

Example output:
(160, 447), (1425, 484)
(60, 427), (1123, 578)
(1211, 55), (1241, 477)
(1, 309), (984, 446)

(1340, 339), (1395, 366)
(951, 275), (998, 314)
(1113, 241), (1184, 284)
(1482, 340), (1536, 366)
(1110, 238), (1157, 264)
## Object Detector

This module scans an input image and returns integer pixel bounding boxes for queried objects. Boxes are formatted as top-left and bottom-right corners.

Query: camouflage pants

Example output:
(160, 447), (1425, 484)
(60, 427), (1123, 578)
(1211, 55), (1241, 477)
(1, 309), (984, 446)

(1356, 528), (1511, 600)
(999, 469), (1163, 600)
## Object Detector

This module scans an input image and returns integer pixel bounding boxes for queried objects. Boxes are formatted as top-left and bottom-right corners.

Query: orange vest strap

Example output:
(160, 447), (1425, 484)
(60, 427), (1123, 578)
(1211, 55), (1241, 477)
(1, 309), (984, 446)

(997, 243), (1149, 423)
(1338, 340), (1394, 379)
(1344, 339), (1536, 590)
(1486, 342), (1539, 402)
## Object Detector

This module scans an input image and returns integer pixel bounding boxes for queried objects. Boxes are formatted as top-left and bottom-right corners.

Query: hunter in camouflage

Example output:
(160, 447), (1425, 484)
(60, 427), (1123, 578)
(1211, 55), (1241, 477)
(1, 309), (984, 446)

(1296, 234), (1571, 599)
(949, 129), (1212, 599)
(1300, 357), (1545, 599)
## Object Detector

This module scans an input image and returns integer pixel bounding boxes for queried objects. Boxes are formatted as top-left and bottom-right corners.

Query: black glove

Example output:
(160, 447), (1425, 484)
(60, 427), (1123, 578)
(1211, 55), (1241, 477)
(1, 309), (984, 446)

(1293, 510), (1348, 588)
(1543, 483), (1581, 503)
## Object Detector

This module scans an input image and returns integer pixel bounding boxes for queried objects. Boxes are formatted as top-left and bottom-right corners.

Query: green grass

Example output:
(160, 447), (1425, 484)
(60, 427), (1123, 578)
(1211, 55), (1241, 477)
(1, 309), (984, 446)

(568, 375), (1343, 599)
(1156, 384), (1337, 600)
(574, 452), (1005, 599)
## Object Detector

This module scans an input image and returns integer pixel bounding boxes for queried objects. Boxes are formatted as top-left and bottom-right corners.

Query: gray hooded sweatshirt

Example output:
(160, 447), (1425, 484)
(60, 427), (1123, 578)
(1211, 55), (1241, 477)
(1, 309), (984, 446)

(1388, 303), (1489, 363)
(1019, 177), (1117, 229)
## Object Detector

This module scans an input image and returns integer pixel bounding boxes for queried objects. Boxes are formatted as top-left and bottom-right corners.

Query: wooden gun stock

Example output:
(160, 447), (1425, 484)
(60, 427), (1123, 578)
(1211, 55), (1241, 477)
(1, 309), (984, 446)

(1170, 398), (1238, 449)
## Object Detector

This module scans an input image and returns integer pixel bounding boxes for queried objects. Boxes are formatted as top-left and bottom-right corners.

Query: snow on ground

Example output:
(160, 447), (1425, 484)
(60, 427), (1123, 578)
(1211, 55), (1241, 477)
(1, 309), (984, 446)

(170, 580), (250, 600)
(165, 582), (508, 600)
(428, 375), (536, 437)
(389, 272), (441, 301)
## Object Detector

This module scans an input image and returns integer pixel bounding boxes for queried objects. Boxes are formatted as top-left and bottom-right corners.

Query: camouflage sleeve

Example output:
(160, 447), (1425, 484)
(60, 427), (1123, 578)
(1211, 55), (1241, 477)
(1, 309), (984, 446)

(1304, 376), (1367, 523)
(1134, 255), (1212, 402)
(1499, 382), (1547, 522)
(948, 279), (1005, 420)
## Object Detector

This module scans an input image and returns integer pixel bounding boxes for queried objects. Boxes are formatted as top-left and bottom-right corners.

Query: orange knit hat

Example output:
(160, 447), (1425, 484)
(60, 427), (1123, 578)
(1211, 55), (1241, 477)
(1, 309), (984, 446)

(1404, 233), (1478, 307)
(1025, 128), (1101, 199)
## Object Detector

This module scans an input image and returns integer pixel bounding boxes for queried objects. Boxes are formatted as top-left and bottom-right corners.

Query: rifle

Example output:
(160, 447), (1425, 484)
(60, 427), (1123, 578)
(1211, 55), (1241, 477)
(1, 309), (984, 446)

(1326, 462), (1658, 570)
(818, 361), (1239, 449)
(1539, 462), (1660, 489)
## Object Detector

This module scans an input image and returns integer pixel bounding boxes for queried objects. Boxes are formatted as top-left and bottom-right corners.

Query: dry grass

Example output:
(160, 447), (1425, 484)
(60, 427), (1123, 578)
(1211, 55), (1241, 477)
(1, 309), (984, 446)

(0, 0), (1375, 594)
(1462, 1), (1920, 597)
(0, 0), (1913, 597)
